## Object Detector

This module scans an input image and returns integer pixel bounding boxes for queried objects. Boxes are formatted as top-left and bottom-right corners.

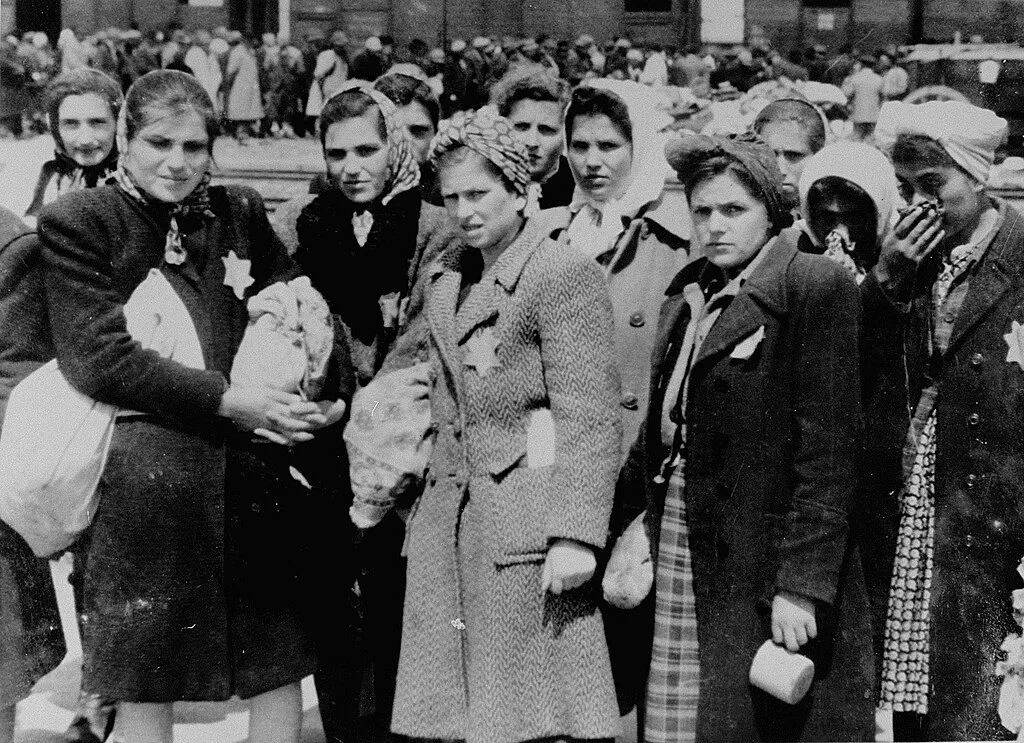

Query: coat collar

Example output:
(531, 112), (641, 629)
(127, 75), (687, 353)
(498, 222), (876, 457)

(429, 213), (552, 347)
(659, 231), (798, 368)
(947, 198), (1023, 351)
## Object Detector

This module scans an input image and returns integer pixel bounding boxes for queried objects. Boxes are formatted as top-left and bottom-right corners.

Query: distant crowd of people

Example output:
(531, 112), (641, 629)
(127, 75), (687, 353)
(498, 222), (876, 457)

(1, 24), (913, 144)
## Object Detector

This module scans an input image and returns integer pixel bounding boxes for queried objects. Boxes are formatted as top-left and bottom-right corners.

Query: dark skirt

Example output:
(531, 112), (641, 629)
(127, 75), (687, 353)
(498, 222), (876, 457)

(0, 522), (65, 707)
(81, 416), (335, 702)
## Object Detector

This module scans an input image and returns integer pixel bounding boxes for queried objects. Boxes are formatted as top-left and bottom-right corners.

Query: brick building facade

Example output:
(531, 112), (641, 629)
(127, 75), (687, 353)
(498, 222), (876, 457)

(4, 0), (1024, 54)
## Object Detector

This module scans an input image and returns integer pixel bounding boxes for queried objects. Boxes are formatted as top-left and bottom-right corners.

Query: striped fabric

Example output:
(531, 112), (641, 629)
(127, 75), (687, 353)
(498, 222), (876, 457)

(645, 465), (700, 743)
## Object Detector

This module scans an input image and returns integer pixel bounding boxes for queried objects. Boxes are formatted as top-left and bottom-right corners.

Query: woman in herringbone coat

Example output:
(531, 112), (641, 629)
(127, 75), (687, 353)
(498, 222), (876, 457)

(391, 110), (622, 743)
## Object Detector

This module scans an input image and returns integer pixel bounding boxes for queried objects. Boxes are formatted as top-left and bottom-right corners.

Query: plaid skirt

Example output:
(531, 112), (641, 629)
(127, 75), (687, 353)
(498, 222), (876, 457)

(644, 465), (700, 743)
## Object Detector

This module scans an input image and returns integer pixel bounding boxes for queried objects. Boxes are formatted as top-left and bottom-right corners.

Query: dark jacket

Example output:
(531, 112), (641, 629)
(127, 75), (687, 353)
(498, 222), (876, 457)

(614, 232), (875, 740)
(860, 199), (1024, 739)
(39, 184), (351, 702)
(0, 206), (65, 707)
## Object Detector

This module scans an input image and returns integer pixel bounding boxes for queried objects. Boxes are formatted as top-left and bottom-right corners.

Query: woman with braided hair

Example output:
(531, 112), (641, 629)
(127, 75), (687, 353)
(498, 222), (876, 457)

(392, 107), (621, 743)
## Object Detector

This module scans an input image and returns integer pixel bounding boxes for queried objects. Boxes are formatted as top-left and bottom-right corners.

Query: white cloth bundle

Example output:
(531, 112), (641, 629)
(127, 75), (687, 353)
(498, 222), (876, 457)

(602, 510), (654, 609)
(345, 362), (434, 529)
(230, 276), (333, 400)
(875, 100), (1008, 184)
(0, 269), (205, 557)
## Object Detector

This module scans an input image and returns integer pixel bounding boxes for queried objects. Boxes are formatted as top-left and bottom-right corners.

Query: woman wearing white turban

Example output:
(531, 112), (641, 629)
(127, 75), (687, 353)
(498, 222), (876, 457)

(864, 99), (1024, 740)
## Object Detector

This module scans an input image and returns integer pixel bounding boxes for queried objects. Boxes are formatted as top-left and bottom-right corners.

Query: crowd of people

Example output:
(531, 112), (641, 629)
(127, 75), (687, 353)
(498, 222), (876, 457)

(1, 24), (914, 144)
(0, 16), (1020, 743)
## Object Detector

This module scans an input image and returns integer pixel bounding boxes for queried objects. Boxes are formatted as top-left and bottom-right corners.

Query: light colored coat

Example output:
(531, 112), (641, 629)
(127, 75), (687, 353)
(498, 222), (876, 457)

(842, 66), (884, 124)
(549, 194), (692, 462)
(392, 216), (621, 743)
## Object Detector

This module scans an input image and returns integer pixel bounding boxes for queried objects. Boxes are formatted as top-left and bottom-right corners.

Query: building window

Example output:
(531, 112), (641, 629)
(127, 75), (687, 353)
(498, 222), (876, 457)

(625, 0), (673, 12)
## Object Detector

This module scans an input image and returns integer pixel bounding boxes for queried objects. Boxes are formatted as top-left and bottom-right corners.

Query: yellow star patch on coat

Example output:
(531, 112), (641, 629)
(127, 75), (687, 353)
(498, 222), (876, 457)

(222, 250), (254, 300)
(1006, 320), (1024, 371)
(463, 327), (501, 377)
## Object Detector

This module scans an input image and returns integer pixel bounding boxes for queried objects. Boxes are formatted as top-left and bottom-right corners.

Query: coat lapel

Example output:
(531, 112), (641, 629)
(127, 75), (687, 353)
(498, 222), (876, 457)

(947, 202), (1022, 352)
(427, 252), (463, 395)
(692, 235), (794, 367)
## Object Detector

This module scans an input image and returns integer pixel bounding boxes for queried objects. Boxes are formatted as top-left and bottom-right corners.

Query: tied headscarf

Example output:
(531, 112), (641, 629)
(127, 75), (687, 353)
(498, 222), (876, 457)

(875, 100), (1008, 184)
(665, 131), (793, 232)
(565, 78), (674, 260)
(26, 69), (123, 217)
(429, 106), (533, 196)
(798, 141), (901, 240)
(324, 82), (421, 207)
(113, 103), (215, 266)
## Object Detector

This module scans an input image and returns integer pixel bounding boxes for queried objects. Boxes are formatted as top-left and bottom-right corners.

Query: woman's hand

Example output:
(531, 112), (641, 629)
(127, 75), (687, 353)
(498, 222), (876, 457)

(771, 591), (817, 652)
(876, 205), (945, 292)
(541, 538), (597, 594)
(217, 385), (321, 445)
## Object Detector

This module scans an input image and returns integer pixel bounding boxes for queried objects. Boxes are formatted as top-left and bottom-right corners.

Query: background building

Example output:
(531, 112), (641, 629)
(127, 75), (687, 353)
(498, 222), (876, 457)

(3, 0), (1023, 52)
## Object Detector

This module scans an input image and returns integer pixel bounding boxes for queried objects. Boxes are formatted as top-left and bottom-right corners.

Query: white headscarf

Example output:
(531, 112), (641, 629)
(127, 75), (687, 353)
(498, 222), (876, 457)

(798, 141), (902, 240)
(875, 100), (1007, 184)
(565, 78), (673, 259)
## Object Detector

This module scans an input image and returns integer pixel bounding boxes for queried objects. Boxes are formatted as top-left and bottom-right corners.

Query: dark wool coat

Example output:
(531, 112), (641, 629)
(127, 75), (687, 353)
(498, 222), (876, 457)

(392, 217), (622, 743)
(0, 206), (65, 707)
(274, 191), (459, 382)
(861, 199), (1024, 740)
(613, 233), (875, 741)
(38, 184), (351, 703)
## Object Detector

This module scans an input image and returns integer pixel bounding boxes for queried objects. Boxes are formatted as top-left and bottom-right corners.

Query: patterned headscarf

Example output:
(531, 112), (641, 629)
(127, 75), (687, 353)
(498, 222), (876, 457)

(113, 102), (215, 266)
(322, 82), (420, 206)
(429, 106), (532, 197)
(665, 131), (793, 232)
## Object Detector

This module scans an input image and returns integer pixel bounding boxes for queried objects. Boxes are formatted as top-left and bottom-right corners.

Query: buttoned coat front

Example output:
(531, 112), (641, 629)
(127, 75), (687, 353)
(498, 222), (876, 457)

(613, 233), (875, 740)
(861, 200), (1024, 739)
(548, 195), (692, 464)
(391, 217), (622, 743)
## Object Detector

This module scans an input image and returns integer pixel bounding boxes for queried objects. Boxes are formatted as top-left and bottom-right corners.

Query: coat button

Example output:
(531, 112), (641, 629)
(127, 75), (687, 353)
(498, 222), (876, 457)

(669, 407), (682, 424)
(621, 393), (639, 410)
(968, 412), (981, 427)
(629, 311), (645, 328)
(965, 533), (975, 548)
(966, 473), (978, 488)
(970, 352), (984, 367)
(251, 503), (261, 514)
(713, 377), (730, 392)
(991, 519), (1008, 535)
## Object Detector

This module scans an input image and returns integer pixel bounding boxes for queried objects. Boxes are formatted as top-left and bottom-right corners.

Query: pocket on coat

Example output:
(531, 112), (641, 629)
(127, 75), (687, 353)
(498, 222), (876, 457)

(494, 550), (547, 568)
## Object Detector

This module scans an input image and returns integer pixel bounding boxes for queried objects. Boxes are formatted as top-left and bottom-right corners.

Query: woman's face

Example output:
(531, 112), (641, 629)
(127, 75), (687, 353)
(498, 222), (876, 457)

(567, 113), (633, 203)
(57, 93), (116, 167)
(894, 159), (985, 244)
(508, 98), (564, 181)
(759, 119), (814, 206)
(123, 108), (210, 203)
(324, 111), (390, 204)
(394, 101), (436, 165)
(690, 171), (772, 272)
(439, 149), (525, 253)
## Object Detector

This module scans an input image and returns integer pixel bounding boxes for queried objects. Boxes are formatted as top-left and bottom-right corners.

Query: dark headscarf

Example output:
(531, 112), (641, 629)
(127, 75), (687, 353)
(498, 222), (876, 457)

(665, 132), (793, 232)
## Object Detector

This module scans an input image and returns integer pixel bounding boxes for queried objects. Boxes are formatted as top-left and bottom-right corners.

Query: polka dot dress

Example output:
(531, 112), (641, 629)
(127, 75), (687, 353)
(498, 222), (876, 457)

(880, 411), (937, 715)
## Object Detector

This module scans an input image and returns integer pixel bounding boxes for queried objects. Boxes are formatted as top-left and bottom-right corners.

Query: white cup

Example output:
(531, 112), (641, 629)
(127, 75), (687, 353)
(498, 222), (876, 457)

(748, 639), (815, 705)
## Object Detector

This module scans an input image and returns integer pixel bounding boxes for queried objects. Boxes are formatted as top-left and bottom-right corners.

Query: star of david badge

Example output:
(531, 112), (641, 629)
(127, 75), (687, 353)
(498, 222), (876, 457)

(1006, 320), (1024, 371)
(463, 327), (501, 377)
(222, 250), (254, 300)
